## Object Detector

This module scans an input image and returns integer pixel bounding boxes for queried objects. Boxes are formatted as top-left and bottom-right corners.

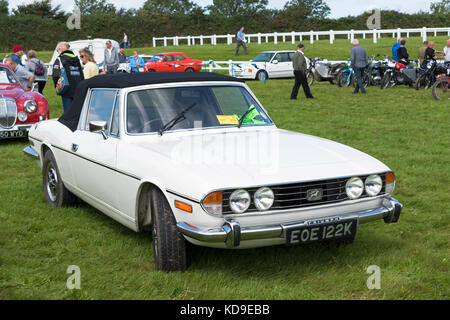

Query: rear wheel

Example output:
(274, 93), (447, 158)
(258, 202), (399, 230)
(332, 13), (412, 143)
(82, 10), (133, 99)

(42, 150), (77, 207)
(256, 70), (268, 81)
(432, 77), (450, 101)
(184, 67), (194, 72)
(147, 69), (155, 72)
(151, 188), (187, 272)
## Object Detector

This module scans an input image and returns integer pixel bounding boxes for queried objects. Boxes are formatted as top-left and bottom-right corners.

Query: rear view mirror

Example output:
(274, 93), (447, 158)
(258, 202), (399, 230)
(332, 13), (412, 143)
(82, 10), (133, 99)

(89, 120), (108, 139)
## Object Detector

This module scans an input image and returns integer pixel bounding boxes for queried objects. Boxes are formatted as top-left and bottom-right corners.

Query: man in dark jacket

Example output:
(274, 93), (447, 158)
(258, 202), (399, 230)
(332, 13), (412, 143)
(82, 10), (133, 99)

(290, 43), (314, 100)
(397, 40), (409, 64)
(350, 39), (368, 94)
(52, 42), (84, 112)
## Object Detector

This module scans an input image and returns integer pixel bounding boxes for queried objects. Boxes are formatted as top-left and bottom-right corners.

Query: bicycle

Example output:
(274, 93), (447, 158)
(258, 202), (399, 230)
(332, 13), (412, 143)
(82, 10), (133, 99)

(432, 75), (450, 100)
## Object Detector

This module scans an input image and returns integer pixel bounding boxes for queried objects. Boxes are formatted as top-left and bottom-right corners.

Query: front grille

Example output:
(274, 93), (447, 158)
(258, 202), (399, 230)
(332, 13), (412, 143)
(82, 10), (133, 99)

(0, 98), (17, 129)
(222, 174), (386, 215)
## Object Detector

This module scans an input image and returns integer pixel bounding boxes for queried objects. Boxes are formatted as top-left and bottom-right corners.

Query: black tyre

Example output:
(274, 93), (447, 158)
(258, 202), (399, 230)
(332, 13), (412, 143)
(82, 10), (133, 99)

(306, 70), (314, 86)
(415, 74), (432, 90)
(380, 73), (391, 90)
(256, 70), (267, 81)
(147, 69), (155, 72)
(184, 67), (194, 72)
(432, 77), (450, 101)
(337, 71), (351, 87)
(42, 150), (77, 207)
(151, 188), (187, 272)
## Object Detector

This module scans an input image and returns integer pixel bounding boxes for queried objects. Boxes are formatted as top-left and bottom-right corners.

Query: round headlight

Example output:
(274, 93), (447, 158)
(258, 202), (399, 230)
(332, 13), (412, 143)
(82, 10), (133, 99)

(365, 175), (383, 196)
(254, 187), (274, 211)
(18, 111), (28, 122)
(24, 100), (37, 113)
(229, 189), (251, 214)
(345, 177), (363, 199)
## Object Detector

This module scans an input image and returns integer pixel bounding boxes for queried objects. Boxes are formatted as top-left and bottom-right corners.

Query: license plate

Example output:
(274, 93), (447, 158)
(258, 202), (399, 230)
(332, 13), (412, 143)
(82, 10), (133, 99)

(286, 219), (357, 245)
(0, 130), (28, 139)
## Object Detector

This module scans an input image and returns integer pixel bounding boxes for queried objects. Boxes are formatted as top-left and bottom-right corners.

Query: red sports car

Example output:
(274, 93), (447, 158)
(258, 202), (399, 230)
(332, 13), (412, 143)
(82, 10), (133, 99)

(146, 52), (203, 72)
(0, 63), (49, 140)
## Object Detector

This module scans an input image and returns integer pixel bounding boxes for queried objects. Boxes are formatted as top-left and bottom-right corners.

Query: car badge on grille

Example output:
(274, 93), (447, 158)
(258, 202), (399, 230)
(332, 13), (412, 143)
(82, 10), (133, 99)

(306, 188), (323, 201)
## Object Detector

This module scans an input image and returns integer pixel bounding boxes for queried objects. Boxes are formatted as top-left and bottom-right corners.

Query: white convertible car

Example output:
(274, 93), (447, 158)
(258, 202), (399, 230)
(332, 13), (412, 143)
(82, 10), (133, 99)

(230, 50), (298, 80)
(24, 72), (402, 271)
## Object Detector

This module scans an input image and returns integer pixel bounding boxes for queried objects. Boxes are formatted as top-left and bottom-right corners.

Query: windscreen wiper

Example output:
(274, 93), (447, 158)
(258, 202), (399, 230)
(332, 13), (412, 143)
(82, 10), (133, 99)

(237, 106), (256, 128)
(158, 102), (197, 136)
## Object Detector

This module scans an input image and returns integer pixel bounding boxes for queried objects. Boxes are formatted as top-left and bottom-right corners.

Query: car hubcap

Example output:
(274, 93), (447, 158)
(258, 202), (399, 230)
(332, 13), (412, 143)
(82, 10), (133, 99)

(46, 165), (58, 202)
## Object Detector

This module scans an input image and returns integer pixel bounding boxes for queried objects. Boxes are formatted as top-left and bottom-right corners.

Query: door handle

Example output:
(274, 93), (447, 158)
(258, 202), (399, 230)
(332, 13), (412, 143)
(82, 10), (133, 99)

(71, 143), (79, 152)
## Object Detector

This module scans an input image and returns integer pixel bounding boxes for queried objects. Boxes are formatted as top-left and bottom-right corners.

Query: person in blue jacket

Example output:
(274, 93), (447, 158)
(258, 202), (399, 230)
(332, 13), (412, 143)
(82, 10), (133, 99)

(129, 51), (145, 73)
(392, 37), (403, 61)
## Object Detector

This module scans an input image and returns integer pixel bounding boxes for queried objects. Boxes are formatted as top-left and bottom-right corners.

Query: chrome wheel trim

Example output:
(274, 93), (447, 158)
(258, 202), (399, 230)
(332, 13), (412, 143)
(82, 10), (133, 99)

(46, 164), (58, 202)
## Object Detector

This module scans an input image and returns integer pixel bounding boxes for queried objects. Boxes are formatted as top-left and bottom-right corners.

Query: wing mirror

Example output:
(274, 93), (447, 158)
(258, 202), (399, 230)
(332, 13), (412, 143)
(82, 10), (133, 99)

(272, 59), (278, 64)
(89, 121), (108, 139)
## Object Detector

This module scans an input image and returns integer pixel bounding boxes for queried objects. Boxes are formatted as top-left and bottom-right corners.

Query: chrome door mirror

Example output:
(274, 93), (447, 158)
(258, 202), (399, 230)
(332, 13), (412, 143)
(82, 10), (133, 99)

(89, 120), (108, 139)
(272, 59), (278, 64)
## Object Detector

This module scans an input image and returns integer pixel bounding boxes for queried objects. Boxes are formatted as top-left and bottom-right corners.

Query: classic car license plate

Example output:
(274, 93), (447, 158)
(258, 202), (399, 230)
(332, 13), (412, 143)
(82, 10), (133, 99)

(286, 219), (357, 245)
(0, 130), (27, 139)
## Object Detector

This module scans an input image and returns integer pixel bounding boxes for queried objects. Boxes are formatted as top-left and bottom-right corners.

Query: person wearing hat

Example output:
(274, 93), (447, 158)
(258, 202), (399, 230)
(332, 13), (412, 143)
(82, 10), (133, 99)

(12, 45), (24, 66)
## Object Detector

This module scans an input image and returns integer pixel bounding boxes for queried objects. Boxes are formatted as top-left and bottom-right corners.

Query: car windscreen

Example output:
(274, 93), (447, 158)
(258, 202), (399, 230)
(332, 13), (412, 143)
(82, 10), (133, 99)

(149, 55), (164, 62)
(0, 67), (19, 84)
(126, 85), (273, 134)
(251, 52), (274, 62)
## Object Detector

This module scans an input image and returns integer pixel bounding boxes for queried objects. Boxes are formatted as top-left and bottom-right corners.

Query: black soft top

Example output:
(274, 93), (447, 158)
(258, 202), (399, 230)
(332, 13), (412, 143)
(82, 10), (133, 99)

(58, 72), (245, 132)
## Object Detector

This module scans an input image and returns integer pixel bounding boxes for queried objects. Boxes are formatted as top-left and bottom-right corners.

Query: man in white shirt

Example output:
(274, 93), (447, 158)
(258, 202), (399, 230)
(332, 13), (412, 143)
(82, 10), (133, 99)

(444, 39), (450, 64)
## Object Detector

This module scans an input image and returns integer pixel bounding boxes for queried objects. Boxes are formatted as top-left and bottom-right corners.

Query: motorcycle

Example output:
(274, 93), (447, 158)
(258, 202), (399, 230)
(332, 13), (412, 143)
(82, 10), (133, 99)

(380, 60), (418, 89)
(306, 57), (346, 85)
(415, 59), (448, 90)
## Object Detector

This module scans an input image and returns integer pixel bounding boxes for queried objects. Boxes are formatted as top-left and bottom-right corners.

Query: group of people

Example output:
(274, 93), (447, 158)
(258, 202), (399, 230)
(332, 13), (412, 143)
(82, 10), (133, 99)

(392, 37), (450, 66)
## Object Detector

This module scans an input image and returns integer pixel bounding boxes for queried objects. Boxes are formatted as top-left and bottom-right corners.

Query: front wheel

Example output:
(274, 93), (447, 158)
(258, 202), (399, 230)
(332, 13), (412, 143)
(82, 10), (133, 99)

(432, 77), (450, 101)
(151, 188), (187, 272)
(306, 70), (314, 86)
(184, 67), (194, 72)
(380, 73), (392, 90)
(42, 150), (77, 207)
(337, 71), (351, 87)
(256, 70), (268, 81)
(415, 74), (432, 90)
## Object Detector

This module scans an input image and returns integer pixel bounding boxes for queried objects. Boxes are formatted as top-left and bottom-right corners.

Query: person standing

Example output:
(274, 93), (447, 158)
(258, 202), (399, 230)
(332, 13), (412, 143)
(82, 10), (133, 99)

(235, 26), (248, 56)
(392, 37), (402, 61)
(129, 51), (145, 73)
(290, 43), (314, 100)
(418, 40), (428, 65)
(350, 39), (368, 94)
(443, 39), (450, 65)
(25, 50), (47, 94)
(424, 41), (438, 64)
(397, 39), (409, 65)
(104, 40), (119, 74)
(52, 42), (84, 112)
(4, 57), (35, 91)
(79, 47), (99, 79)
(11, 45), (24, 66)
(118, 48), (127, 63)
(121, 33), (129, 49)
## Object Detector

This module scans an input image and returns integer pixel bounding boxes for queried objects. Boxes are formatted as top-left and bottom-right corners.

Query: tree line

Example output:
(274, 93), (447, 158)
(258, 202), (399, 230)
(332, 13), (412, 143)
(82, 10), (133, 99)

(0, 0), (449, 52)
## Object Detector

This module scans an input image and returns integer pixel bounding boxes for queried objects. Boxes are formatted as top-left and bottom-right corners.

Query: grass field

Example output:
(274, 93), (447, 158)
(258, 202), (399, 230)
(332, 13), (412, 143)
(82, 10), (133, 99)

(0, 36), (449, 300)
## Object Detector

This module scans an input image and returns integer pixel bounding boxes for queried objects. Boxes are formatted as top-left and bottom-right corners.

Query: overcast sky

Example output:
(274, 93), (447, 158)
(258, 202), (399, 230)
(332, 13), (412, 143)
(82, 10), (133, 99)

(8, 0), (435, 18)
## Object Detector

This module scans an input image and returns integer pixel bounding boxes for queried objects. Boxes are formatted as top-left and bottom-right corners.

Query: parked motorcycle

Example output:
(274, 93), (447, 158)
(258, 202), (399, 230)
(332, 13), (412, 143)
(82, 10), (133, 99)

(380, 60), (418, 89)
(306, 58), (345, 85)
(415, 59), (448, 90)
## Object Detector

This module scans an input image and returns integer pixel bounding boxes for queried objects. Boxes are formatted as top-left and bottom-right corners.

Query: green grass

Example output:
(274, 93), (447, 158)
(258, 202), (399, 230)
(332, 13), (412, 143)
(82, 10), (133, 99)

(0, 36), (449, 300)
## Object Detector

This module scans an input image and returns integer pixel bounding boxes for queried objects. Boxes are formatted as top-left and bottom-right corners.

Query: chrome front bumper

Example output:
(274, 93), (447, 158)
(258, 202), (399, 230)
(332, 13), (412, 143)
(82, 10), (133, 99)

(177, 197), (403, 248)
